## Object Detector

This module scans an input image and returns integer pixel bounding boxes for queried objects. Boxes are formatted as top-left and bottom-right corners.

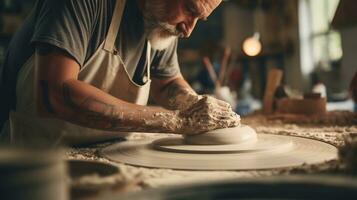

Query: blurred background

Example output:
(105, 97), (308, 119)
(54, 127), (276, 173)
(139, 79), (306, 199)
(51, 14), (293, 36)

(0, 0), (356, 115)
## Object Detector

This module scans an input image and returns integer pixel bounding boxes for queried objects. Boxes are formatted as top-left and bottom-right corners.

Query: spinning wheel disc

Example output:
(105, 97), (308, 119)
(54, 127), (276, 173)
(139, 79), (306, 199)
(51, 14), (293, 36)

(152, 135), (293, 154)
(101, 134), (337, 171)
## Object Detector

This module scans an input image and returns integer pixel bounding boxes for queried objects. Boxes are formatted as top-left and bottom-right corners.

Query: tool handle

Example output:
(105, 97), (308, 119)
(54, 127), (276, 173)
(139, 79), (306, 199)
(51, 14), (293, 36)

(263, 68), (283, 114)
(203, 57), (219, 87)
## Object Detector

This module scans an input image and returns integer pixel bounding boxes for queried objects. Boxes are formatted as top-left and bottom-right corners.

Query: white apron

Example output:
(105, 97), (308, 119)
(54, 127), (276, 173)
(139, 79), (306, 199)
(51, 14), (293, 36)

(2, 0), (152, 146)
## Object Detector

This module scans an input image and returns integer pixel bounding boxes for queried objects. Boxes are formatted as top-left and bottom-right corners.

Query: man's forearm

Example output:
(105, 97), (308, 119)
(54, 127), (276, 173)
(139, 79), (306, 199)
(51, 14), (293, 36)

(39, 79), (180, 133)
(152, 76), (201, 111)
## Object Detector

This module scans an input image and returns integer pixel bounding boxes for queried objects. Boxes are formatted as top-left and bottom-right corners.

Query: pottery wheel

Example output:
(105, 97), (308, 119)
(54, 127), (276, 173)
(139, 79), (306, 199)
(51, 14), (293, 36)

(101, 126), (338, 171)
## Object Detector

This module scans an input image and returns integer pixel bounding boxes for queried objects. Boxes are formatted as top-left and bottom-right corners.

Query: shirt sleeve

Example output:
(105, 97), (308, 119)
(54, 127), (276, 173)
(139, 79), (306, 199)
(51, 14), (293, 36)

(31, 0), (98, 66)
(151, 39), (181, 79)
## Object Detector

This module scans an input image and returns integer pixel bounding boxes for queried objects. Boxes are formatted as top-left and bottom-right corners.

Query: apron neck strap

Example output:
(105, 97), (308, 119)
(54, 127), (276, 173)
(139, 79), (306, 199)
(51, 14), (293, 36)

(103, 0), (127, 53)
(146, 41), (151, 79)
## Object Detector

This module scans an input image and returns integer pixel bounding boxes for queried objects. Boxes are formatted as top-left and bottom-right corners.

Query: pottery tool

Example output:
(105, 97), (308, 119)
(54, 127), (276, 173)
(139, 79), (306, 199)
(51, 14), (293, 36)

(263, 68), (283, 114)
(101, 125), (337, 171)
(203, 51), (237, 109)
(218, 47), (232, 85)
(202, 56), (219, 87)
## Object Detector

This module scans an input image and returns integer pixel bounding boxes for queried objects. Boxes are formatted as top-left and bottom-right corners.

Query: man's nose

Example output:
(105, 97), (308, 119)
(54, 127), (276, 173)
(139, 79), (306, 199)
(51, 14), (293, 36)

(180, 18), (198, 38)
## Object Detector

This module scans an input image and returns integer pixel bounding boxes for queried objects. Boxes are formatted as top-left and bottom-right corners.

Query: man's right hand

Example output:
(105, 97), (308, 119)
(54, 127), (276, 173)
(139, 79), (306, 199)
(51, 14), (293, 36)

(176, 95), (240, 135)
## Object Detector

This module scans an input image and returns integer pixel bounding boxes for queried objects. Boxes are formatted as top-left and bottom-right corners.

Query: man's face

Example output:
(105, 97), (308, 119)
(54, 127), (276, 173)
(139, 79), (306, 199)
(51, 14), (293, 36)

(143, 0), (222, 50)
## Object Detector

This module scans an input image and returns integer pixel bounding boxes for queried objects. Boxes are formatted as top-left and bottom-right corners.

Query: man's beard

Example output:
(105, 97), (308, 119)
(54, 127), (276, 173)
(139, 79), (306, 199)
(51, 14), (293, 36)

(143, 1), (183, 51)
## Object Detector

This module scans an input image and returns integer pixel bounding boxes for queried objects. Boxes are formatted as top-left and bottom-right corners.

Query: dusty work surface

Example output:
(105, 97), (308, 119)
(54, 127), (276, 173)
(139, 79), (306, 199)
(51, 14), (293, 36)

(67, 111), (357, 189)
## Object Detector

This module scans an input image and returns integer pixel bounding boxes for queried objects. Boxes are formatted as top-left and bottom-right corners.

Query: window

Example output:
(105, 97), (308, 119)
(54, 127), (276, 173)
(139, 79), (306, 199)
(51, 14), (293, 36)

(299, 0), (342, 74)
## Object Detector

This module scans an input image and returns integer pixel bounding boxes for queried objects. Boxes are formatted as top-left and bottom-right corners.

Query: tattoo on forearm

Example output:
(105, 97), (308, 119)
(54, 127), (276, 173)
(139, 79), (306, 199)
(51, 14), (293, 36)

(39, 80), (56, 114)
(62, 83), (122, 129)
(166, 82), (198, 111)
(167, 82), (182, 99)
(61, 83), (178, 133)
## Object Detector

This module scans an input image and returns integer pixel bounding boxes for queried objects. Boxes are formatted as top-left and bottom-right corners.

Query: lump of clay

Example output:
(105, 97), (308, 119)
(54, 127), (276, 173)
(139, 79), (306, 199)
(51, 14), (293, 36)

(184, 125), (257, 145)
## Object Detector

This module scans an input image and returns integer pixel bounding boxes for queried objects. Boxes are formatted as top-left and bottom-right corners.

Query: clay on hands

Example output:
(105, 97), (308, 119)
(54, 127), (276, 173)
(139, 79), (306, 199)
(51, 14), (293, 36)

(176, 95), (240, 135)
(168, 88), (203, 111)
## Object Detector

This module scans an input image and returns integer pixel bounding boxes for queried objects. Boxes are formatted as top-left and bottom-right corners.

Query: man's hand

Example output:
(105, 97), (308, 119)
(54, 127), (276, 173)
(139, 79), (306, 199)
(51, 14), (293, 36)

(151, 75), (240, 135)
(175, 95), (240, 135)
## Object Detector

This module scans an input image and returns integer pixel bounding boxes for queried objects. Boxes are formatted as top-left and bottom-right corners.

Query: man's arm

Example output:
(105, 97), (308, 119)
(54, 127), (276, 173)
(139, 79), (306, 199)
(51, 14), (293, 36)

(150, 75), (201, 111)
(36, 46), (181, 134)
(36, 46), (239, 135)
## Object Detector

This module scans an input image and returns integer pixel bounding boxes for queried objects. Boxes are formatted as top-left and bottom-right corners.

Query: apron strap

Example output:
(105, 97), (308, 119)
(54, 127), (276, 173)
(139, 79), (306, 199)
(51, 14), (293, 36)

(103, 0), (127, 53)
(146, 42), (151, 79)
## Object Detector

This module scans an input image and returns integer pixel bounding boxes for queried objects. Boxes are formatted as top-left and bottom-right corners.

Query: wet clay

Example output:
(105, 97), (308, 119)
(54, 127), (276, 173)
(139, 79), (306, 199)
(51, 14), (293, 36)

(184, 125), (257, 145)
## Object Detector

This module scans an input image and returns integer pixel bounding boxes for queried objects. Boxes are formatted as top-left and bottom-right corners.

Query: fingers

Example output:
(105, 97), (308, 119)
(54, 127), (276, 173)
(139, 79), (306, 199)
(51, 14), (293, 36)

(178, 95), (241, 134)
(201, 95), (231, 109)
(195, 96), (233, 113)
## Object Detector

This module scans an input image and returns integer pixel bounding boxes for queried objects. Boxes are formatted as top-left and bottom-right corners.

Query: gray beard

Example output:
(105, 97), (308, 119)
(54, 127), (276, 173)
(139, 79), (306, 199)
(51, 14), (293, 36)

(146, 26), (178, 51)
(142, 2), (182, 50)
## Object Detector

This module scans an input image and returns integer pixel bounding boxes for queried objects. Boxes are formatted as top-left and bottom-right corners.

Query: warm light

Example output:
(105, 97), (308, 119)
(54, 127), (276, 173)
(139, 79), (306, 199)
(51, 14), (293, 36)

(242, 33), (262, 57)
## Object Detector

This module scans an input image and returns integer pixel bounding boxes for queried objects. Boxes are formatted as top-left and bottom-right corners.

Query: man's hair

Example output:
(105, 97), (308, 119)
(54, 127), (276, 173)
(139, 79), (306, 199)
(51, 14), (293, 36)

(143, 0), (167, 23)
